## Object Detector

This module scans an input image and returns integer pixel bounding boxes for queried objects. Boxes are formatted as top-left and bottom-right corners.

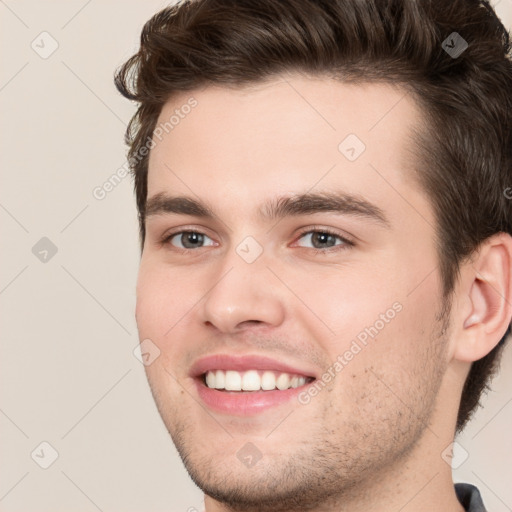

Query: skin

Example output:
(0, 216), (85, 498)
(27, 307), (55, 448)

(135, 73), (512, 512)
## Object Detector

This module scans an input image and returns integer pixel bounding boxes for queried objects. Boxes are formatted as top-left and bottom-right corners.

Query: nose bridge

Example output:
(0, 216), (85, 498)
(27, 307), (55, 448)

(199, 238), (285, 332)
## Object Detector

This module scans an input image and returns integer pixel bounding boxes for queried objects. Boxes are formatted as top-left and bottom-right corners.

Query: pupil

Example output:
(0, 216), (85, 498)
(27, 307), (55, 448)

(313, 232), (335, 248)
(183, 232), (203, 248)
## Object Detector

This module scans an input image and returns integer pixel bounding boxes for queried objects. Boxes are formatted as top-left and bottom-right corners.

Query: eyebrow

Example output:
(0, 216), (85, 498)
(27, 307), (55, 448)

(144, 191), (390, 227)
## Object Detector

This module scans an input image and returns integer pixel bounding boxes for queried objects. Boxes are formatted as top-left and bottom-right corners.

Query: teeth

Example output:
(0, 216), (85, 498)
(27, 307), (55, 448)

(276, 373), (290, 390)
(205, 371), (216, 389)
(214, 369), (225, 389)
(225, 370), (242, 391)
(242, 370), (261, 391)
(203, 370), (308, 391)
(261, 371), (276, 390)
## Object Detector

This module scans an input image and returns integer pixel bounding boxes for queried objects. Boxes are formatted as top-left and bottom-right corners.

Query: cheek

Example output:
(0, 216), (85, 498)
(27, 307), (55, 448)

(294, 260), (440, 376)
(135, 261), (195, 339)
(289, 265), (401, 343)
(135, 264), (196, 392)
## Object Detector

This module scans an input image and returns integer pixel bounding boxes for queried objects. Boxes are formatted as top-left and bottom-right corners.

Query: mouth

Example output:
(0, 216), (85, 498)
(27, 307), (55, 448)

(189, 354), (318, 415)
(200, 369), (315, 392)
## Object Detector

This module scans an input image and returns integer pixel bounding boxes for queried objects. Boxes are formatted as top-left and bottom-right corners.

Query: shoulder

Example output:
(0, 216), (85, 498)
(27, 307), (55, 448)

(455, 482), (487, 512)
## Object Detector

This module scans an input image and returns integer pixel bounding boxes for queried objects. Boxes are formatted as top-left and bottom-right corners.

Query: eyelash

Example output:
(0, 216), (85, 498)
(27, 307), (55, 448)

(160, 226), (355, 255)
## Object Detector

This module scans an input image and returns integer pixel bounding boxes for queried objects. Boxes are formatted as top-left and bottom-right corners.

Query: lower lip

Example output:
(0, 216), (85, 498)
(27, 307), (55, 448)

(194, 377), (314, 416)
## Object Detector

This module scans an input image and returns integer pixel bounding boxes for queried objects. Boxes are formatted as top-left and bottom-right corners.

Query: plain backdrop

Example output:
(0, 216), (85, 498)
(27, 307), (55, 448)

(1, 1), (511, 511)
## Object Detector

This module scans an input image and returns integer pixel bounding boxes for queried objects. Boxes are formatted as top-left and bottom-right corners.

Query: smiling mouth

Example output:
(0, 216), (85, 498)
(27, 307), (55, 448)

(201, 369), (316, 392)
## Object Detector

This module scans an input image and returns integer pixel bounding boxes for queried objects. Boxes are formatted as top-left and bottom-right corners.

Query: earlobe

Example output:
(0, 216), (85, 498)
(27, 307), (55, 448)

(453, 233), (512, 363)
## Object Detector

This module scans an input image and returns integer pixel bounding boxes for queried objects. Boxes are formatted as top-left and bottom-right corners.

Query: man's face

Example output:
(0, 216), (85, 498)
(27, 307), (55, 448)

(136, 75), (452, 510)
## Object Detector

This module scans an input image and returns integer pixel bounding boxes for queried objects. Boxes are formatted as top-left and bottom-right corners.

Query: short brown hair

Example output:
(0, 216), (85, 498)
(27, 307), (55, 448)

(115, 0), (512, 432)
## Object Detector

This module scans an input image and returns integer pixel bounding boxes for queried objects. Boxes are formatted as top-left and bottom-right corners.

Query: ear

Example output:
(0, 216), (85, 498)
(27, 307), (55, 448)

(451, 232), (512, 363)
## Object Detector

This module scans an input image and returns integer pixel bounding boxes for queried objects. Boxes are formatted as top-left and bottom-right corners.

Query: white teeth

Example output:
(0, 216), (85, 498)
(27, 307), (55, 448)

(261, 371), (276, 390)
(203, 370), (310, 391)
(242, 370), (261, 391)
(214, 370), (225, 389)
(205, 371), (216, 389)
(276, 373), (290, 390)
(224, 370), (242, 391)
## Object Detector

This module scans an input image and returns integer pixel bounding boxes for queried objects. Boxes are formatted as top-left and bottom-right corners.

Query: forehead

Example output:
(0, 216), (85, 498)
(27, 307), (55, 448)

(146, 74), (431, 227)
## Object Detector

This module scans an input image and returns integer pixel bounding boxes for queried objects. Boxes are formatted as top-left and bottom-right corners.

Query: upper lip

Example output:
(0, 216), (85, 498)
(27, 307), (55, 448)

(189, 354), (318, 379)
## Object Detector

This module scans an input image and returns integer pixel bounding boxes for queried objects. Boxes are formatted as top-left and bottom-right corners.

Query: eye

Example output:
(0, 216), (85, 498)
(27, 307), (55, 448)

(160, 227), (354, 253)
(294, 228), (354, 251)
(163, 230), (216, 250)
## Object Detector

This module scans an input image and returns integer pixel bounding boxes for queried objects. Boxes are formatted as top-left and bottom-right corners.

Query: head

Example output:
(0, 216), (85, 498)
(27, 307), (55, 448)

(116, 0), (512, 509)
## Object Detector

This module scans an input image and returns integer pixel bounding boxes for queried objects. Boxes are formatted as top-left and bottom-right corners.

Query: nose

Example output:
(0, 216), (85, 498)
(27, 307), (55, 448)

(199, 252), (286, 334)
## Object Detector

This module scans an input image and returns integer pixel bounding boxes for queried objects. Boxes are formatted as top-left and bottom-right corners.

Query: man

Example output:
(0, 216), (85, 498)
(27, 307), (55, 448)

(115, 0), (512, 510)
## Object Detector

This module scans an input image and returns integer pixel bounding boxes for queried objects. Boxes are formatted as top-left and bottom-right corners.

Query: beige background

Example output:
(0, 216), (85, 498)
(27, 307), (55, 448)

(1, 1), (511, 511)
